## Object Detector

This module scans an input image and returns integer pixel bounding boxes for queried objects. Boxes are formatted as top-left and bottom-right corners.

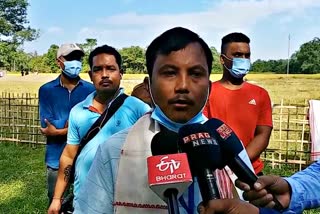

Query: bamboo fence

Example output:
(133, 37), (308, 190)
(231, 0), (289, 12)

(0, 92), (45, 146)
(0, 92), (314, 168)
(262, 99), (312, 170)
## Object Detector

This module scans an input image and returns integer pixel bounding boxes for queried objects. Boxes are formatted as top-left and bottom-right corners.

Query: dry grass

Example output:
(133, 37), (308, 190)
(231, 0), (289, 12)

(1, 73), (319, 104)
(0, 73), (148, 95)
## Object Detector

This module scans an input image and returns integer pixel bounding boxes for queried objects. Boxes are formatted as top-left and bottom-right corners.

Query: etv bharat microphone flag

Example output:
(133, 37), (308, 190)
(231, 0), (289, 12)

(147, 153), (193, 202)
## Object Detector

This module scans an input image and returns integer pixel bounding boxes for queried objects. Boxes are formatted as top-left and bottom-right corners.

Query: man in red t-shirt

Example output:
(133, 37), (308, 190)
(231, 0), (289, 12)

(204, 32), (272, 175)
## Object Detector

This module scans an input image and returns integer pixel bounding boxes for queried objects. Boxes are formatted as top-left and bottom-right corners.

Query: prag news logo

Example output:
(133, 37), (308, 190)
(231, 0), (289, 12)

(155, 156), (186, 182)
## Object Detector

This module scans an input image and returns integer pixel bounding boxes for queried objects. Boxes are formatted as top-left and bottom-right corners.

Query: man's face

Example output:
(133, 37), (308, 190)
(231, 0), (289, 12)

(150, 42), (210, 123)
(220, 42), (251, 70)
(90, 53), (122, 94)
(57, 50), (83, 70)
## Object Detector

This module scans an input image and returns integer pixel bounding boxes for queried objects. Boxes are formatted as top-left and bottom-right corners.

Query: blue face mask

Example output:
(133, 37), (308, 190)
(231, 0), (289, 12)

(63, 60), (82, 78)
(151, 105), (207, 133)
(223, 55), (251, 79)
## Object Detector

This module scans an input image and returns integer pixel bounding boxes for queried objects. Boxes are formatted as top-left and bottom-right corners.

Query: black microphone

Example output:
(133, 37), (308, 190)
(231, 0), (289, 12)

(178, 123), (221, 205)
(204, 118), (284, 211)
(151, 130), (179, 156)
(148, 130), (192, 214)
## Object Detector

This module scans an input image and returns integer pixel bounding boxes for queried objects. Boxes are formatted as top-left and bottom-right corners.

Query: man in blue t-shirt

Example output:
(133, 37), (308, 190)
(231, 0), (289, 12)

(48, 45), (151, 213)
(39, 43), (95, 204)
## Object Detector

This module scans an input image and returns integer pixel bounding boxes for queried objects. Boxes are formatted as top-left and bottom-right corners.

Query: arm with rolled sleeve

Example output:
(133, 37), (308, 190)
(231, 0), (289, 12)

(73, 129), (129, 214)
(39, 86), (68, 134)
(283, 161), (320, 214)
(66, 108), (81, 145)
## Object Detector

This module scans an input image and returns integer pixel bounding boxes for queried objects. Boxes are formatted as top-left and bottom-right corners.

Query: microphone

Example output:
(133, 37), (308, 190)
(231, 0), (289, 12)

(204, 118), (284, 211)
(148, 131), (193, 214)
(204, 118), (257, 183)
(178, 123), (221, 205)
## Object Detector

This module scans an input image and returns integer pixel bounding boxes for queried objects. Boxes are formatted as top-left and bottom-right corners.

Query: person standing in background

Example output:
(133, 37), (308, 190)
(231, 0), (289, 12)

(39, 43), (95, 204)
(48, 45), (151, 213)
(203, 33), (273, 175)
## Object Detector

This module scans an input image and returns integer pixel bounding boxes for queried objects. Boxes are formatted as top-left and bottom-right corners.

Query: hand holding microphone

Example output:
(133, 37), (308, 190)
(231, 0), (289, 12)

(235, 175), (291, 210)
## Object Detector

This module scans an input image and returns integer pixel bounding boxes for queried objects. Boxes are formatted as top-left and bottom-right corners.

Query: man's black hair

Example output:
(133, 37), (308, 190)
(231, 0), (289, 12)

(88, 45), (122, 70)
(146, 27), (213, 78)
(221, 32), (250, 54)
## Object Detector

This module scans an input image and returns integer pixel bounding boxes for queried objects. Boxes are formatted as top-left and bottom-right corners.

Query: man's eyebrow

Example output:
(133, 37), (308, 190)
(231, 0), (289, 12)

(92, 65), (102, 69)
(158, 64), (179, 70)
(188, 65), (207, 70)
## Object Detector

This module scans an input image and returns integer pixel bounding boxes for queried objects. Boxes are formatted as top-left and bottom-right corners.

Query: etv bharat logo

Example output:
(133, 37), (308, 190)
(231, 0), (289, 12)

(156, 156), (180, 174)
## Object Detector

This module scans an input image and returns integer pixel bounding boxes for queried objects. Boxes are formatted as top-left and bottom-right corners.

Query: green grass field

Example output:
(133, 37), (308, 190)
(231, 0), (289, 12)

(0, 143), (319, 213)
(0, 143), (47, 213)
(1, 73), (320, 213)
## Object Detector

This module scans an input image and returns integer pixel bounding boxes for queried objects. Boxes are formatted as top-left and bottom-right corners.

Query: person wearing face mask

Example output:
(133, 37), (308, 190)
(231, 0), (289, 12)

(39, 43), (95, 205)
(47, 45), (151, 214)
(203, 33), (273, 176)
(72, 27), (253, 214)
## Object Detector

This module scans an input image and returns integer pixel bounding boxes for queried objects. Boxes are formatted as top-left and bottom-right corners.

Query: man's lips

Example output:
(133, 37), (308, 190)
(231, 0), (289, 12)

(172, 102), (190, 108)
(100, 80), (112, 86)
(169, 99), (194, 108)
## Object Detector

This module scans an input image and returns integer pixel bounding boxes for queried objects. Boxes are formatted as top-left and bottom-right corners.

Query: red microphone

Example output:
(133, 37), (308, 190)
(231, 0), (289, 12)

(148, 131), (193, 214)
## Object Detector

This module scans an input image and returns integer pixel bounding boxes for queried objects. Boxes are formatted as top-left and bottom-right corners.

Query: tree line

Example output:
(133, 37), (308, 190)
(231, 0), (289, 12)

(1, 0), (320, 74)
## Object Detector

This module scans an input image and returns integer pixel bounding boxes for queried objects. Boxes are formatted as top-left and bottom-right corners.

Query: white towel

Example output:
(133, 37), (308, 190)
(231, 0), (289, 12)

(309, 100), (320, 161)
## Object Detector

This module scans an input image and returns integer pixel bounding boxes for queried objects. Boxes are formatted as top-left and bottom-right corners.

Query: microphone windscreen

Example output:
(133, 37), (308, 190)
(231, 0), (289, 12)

(204, 118), (243, 157)
(151, 130), (179, 156)
(178, 123), (222, 173)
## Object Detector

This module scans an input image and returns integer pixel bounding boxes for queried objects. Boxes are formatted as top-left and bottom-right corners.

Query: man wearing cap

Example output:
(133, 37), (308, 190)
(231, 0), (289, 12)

(39, 43), (95, 205)
(48, 45), (151, 214)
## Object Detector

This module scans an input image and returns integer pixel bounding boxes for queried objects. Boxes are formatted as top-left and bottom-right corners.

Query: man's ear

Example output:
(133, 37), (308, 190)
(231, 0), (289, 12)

(56, 58), (63, 69)
(88, 70), (93, 81)
(120, 69), (124, 79)
(220, 55), (225, 65)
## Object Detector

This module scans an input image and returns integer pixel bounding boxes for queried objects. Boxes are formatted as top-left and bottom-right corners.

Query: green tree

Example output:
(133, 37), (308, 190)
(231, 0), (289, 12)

(252, 59), (287, 73)
(29, 53), (50, 73)
(294, 37), (320, 74)
(15, 50), (32, 71)
(210, 46), (221, 73)
(0, 0), (38, 43)
(79, 38), (97, 72)
(43, 44), (59, 73)
(119, 46), (146, 73)
(252, 59), (268, 72)
(0, 42), (16, 69)
(0, 0), (38, 70)
(80, 38), (97, 53)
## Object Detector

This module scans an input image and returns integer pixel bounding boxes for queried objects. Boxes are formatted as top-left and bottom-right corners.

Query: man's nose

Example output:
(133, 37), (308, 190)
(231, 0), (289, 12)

(175, 73), (189, 93)
(101, 69), (109, 78)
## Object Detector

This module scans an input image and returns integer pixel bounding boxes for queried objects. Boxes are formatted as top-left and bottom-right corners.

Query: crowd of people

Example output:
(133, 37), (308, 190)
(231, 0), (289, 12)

(39, 27), (320, 214)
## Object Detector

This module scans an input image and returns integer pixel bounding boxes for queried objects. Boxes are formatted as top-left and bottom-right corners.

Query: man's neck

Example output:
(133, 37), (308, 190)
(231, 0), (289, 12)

(93, 89), (120, 113)
(220, 71), (245, 90)
(60, 73), (80, 91)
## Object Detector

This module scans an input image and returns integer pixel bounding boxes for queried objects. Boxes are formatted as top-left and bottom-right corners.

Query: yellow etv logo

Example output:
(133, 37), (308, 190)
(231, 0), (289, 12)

(156, 156), (181, 174)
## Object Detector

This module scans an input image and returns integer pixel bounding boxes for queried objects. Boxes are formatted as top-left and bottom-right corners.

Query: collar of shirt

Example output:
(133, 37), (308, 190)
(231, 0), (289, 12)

(53, 75), (84, 88)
